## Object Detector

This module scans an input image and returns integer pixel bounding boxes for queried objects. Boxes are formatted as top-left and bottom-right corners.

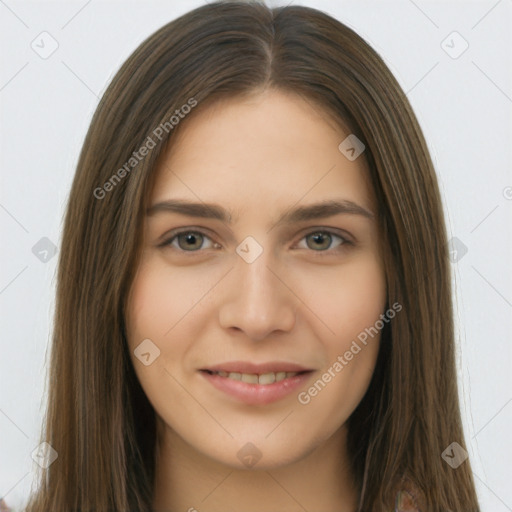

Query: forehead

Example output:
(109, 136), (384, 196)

(149, 89), (375, 218)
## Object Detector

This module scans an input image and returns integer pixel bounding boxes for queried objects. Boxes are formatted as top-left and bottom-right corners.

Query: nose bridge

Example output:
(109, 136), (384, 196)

(238, 243), (278, 300)
(218, 236), (297, 339)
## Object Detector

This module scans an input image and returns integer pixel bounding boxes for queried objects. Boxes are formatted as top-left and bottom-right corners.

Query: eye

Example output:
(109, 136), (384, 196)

(159, 228), (352, 254)
(160, 230), (219, 252)
(295, 230), (351, 253)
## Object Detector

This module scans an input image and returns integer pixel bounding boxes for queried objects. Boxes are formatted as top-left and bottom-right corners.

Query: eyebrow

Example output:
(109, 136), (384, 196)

(146, 198), (374, 225)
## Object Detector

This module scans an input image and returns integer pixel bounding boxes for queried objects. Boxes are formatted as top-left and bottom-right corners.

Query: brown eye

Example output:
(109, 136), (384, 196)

(298, 230), (349, 252)
(306, 232), (333, 250)
(176, 232), (204, 251)
(161, 230), (217, 252)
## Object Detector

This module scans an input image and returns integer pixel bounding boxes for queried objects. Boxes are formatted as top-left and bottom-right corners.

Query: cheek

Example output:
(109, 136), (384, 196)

(124, 266), (182, 402)
(124, 260), (200, 413)
(125, 266), (165, 349)
(126, 259), (207, 349)
(298, 253), (387, 345)
(295, 255), (386, 408)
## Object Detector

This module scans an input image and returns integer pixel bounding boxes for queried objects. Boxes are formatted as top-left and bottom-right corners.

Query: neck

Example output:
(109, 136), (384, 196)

(152, 418), (359, 512)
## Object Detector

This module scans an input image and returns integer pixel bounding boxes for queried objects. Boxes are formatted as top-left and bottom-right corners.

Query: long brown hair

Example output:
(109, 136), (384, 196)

(25, 1), (480, 510)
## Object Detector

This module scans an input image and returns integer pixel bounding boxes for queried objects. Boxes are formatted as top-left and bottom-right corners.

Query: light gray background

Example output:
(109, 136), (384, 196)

(1, 1), (511, 510)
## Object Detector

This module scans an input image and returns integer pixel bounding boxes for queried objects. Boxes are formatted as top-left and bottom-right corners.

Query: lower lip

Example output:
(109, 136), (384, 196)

(200, 370), (314, 405)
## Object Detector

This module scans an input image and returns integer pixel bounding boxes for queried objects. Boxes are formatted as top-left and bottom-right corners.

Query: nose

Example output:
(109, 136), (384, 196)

(218, 247), (297, 342)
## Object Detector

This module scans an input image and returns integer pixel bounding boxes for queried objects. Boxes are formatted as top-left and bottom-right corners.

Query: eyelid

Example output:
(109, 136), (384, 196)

(156, 227), (218, 252)
(157, 226), (354, 254)
(157, 226), (215, 245)
(293, 226), (354, 246)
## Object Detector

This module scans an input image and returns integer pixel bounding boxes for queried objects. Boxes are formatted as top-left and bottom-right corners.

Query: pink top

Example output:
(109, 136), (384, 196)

(394, 479), (426, 511)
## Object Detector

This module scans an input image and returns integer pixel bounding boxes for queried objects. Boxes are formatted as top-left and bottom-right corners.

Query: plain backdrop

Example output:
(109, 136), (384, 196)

(1, 1), (511, 510)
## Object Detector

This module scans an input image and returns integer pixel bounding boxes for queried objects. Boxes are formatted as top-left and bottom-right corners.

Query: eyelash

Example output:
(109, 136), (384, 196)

(158, 228), (353, 256)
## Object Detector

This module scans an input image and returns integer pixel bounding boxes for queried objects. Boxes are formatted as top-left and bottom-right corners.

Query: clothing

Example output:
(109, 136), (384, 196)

(395, 489), (422, 511)
(0, 498), (11, 512)
(394, 478), (426, 512)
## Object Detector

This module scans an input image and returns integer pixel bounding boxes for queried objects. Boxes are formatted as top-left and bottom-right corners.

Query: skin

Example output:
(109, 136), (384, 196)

(125, 88), (387, 512)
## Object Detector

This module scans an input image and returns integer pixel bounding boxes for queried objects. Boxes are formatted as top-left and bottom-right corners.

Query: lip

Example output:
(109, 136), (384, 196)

(199, 362), (315, 405)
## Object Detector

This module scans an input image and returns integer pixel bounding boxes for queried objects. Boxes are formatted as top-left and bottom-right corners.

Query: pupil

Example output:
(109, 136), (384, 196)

(310, 232), (330, 250)
(180, 233), (201, 250)
(177, 232), (331, 251)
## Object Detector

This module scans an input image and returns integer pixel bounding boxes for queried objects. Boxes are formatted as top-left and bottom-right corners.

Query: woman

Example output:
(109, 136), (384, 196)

(23, 1), (480, 511)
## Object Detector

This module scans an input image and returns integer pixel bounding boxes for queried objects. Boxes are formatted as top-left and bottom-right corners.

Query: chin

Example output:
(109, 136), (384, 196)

(197, 434), (321, 471)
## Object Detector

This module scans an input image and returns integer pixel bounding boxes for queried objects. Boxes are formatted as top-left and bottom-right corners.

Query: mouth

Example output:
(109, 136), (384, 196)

(199, 364), (315, 405)
(200, 369), (310, 385)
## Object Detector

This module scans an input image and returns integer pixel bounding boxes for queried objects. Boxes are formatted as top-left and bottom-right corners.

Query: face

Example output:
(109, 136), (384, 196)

(125, 88), (387, 470)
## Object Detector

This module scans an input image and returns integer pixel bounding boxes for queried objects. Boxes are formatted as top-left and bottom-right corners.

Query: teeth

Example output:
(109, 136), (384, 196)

(241, 373), (259, 384)
(211, 370), (300, 384)
(258, 372), (275, 385)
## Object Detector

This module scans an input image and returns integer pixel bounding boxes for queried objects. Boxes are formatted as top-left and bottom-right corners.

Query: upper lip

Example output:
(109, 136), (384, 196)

(200, 361), (314, 374)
